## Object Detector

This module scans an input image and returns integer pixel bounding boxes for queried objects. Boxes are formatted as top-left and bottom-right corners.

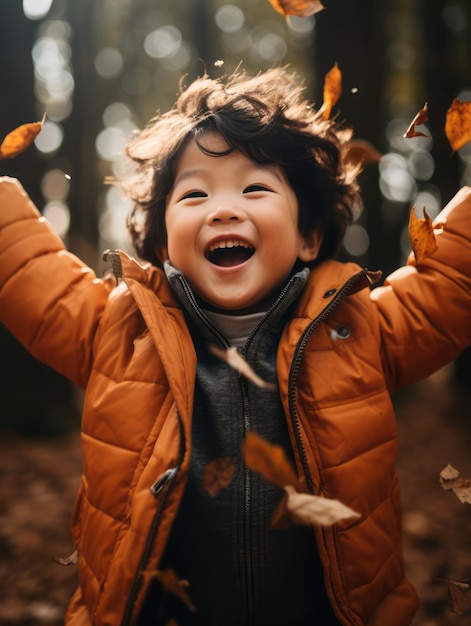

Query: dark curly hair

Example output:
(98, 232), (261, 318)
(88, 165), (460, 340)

(120, 67), (362, 268)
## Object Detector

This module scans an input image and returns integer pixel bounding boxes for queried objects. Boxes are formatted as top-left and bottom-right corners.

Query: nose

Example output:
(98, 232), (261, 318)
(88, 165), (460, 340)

(206, 204), (245, 224)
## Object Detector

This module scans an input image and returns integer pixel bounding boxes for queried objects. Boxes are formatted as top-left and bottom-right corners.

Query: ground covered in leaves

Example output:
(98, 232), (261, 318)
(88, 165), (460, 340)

(0, 365), (470, 625)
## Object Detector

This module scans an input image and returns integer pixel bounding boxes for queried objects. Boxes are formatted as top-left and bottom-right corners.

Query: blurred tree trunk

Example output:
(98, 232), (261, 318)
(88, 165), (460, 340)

(313, 0), (388, 272)
(0, 4), (79, 436)
(0, 2), (43, 204)
(63, 0), (102, 267)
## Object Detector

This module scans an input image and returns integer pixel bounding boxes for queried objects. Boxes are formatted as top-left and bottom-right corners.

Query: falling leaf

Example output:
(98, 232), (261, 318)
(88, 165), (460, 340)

(404, 103), (431, 139)
(445, 98), (471, 152)
(283, 485), (361, 527)
(344, 139), (382, 167)
(447, 579), (471, 615)
(208, 345), (276, 390)
(0, 113), (46, 160)
(143, 569), (197, 613)
(439, 464), (471, 504)
(270, 493), (292, 529)
(203, 457), (236, 497)
(408, 206), (438, 264)
(243, 431), (299, 489)
(322, 62), (342, 121)
(267, 0), (325, 17)
(54, 549), (78, 566)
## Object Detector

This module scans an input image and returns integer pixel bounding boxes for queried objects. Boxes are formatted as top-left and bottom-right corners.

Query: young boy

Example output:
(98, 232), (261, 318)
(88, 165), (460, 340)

(1, 68), (470, 626)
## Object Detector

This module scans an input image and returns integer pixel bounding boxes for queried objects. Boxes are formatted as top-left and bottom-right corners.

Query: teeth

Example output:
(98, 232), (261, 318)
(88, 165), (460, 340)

(207, 239), (253, 252)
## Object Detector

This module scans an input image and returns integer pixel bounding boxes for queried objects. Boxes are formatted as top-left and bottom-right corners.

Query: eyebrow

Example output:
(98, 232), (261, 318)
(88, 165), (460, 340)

(173, 162), (284, 188)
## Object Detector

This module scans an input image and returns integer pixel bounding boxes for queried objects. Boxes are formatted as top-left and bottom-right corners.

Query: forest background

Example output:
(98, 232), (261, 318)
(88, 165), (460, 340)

(1, 0), (471, 624)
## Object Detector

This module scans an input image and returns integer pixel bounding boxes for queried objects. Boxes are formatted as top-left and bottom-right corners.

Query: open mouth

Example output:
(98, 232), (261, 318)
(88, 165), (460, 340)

(205, 240), (255, 267)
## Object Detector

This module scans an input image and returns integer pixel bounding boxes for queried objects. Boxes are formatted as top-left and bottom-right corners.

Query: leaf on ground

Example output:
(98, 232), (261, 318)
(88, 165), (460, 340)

(447, 579), (471, 615)
(408, 206), (438, 263)
(322, 62), (342, 120)
(208, 345), (276, 390)
(439, 464), (471, 504)
(404, 103), (431, 139)
(54, 548), (78, 566)
(0, 113), (46, 160)
(243, 431), (299, 489)
(445, 99), (471, 152)
(143, 568), (197, 613)
(344, 139), (382, 167)
(203, 456), (236, 497)
(283, 485), (361, 527)
(267, 0), (325, 17)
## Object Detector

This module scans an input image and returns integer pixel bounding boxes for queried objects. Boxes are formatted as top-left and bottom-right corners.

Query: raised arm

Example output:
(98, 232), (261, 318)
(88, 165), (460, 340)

(0, 177), (114, 387)
(371, 186), (471, 391)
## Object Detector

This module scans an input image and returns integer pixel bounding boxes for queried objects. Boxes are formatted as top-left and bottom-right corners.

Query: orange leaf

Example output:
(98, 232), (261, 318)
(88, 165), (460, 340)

(243, 431), (299, 489)
(403, 103), (431, 139)
(408, 207), (438, 264)
(203, 457), (236, 497)
(344, 139), (382, 167)
(322, 62), (342, 120)
(144, 569), (197, 613)
(0, 113), (46, 160)
(267, 0), (325, 17)
(445, 98), (471, 152)
(270, 492), (292, 529)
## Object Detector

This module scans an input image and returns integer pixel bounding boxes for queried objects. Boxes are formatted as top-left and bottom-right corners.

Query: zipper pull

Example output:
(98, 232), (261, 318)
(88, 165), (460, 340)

(150, 467), (177, 496)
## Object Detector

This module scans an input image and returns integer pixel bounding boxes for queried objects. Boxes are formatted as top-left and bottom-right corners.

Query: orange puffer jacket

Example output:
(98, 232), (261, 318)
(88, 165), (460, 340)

(1, 177), (471, 626)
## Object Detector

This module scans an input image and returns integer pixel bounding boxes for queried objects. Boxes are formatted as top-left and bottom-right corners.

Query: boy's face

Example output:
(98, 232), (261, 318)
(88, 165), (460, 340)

(164, 133), (321, 313)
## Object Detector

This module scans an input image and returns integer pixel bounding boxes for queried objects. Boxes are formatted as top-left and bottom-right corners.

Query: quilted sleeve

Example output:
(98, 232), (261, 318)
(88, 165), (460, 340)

(371, 186), (471, 391)
(0, 176), (114, 387)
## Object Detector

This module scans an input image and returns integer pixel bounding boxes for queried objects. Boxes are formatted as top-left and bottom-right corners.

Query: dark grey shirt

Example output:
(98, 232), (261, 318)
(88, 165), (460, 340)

(139, 265), (339, 626)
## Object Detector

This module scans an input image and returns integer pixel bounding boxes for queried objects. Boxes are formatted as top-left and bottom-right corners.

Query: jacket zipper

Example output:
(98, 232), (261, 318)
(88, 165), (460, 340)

(177, 275), (230, 348)
(287, 270), (368, 626)
(120, 408), (186, 626)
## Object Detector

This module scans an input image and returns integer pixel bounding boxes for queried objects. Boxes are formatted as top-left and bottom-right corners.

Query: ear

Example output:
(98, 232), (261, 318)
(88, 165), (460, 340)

(298, 230), (323, 263)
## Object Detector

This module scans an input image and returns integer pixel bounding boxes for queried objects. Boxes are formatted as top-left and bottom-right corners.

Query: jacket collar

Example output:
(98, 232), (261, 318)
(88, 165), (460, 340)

(163, 260), (311, 348)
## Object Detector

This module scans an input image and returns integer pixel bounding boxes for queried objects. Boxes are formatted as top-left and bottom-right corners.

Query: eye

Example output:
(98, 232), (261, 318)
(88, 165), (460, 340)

(243, 184), (271, 194)
(180, 190), (207, 200)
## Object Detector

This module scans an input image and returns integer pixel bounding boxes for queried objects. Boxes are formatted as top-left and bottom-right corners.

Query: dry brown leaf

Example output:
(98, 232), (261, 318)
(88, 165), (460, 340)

(203, 456), (236, 497)
(404, 103), (431, 139)
(267, 0), (325, 17)
(408, 207), (438, 264)
(445, 98), (471, 152)
(144, 569), (196, 613)
(344, 139), (382, 167)
(243, 431), (299, 489)
(208, 345), (276, 390)
(439, 464), (471, 504)
(0, 113), (46, 160)
(54, 548), (78, 566)
(322, 62), (342, 120)
(270, 492), (292, 529)
(447, 579), (471, 615)
(284, 485), (361, 527)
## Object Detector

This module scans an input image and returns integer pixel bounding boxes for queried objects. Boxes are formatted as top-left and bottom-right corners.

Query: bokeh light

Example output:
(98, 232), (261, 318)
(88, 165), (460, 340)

(23, 0), (53, 20)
